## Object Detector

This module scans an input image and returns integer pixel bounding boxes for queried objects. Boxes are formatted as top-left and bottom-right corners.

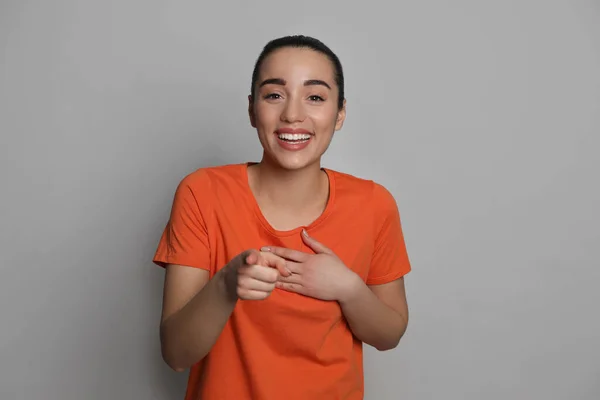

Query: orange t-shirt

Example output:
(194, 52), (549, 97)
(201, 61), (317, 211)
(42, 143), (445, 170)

(153, 163), (411, 400)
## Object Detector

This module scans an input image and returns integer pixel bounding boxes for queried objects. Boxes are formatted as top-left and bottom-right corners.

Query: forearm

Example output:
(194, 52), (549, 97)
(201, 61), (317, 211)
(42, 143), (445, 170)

(160, 267), (237, 371)
(339, 279), (408, 351)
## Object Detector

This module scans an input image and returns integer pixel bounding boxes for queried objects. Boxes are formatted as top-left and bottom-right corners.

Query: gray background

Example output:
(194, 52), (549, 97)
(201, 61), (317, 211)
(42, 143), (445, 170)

(1, 1), (599, 399)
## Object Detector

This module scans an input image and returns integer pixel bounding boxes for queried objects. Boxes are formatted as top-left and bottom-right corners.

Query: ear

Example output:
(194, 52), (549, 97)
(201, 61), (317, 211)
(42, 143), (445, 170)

(248, 94), (256, 128)
(334, 98), (346, 131)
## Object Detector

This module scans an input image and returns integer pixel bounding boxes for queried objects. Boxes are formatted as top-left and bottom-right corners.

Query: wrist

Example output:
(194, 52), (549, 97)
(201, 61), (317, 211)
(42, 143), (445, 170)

(337, 272), (365, 305)
(216, 264), (238, 304)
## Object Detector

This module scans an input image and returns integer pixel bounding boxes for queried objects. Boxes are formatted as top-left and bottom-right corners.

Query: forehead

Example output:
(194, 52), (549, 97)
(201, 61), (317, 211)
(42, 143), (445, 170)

(258, 47), (336, 83)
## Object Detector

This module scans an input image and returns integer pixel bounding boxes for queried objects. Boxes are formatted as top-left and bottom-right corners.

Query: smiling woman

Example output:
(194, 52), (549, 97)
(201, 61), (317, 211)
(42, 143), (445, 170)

(249, 43), (346, 172)
(153, 35), (412, 400)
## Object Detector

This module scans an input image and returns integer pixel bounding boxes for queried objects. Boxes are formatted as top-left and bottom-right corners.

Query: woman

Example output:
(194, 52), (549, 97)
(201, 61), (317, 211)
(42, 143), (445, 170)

(153, 35), (411, 400)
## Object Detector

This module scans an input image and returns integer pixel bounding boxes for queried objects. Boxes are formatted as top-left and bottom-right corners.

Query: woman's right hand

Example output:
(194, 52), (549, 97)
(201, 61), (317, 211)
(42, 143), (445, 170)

(223, 249), (290, 300)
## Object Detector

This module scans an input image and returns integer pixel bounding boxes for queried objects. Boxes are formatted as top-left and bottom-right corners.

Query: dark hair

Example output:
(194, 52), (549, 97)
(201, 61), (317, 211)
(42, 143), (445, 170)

(250, 35), (345, 110)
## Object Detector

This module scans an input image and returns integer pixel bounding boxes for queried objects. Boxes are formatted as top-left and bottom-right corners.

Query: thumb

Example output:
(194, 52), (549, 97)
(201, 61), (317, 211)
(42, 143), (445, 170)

(301, 229), (332, 254)
(244, 249), (259, 266)
(259, 251), (292, 277)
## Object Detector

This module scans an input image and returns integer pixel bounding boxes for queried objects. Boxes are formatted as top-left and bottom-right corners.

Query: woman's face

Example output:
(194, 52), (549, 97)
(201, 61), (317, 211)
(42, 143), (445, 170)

(249, 47), (346, 171)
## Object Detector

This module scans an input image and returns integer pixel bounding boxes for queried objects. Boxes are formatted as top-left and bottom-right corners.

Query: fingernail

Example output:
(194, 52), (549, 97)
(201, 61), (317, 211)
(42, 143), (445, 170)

(302, 229), (308, 237)
(261, 246), (270, 251)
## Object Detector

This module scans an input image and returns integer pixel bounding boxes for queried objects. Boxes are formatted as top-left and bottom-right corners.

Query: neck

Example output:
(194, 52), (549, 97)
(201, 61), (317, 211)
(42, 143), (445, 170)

(249, 156), (327, 210)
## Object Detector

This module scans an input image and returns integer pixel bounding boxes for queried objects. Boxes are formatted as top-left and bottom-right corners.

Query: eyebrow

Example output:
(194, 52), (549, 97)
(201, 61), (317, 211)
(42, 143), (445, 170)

(258, 78), (331, 90)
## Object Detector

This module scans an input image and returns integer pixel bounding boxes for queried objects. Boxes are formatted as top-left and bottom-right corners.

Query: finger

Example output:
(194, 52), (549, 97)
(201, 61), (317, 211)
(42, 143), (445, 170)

(276, 281), (306, 295)
(237, 288), (272, 301)
(301, 229), (332, 254)
(238, 275), (276, 292)
(244, 249), (259, 266)
(284, 260), (302, 274)
(261, 246), (309, 263)
(259, 251), (292, 277)
(243, 264), (279, 283)
(277, 272), (302, 285)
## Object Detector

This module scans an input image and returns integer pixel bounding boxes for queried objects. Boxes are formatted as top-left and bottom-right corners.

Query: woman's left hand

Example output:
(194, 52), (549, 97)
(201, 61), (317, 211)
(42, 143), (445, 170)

(261, 230), (362, 302)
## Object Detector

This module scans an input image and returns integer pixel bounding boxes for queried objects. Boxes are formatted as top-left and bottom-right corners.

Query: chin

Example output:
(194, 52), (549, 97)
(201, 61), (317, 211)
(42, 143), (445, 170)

(267, 151), (320, 171)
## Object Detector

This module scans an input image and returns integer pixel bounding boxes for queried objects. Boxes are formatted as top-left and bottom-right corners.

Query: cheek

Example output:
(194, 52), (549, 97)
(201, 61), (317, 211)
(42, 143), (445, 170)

(254, 104), (280, 129)
(308, 107), (339, 131)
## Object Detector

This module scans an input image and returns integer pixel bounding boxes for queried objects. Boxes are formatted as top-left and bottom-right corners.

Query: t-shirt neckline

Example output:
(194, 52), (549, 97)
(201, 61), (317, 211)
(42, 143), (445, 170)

(240, 162), (336, 237)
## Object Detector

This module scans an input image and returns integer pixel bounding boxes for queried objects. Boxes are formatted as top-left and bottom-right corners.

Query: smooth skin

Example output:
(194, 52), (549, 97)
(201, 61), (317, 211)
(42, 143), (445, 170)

(264, 229), (408, 351)
(160, 250), (289, 371)
(160, 47), (408, 371)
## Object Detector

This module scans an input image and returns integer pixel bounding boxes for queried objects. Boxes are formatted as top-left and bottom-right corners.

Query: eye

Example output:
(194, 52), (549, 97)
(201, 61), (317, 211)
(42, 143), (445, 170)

(264, 93), (282, 100)
(308, 95), (325, 102)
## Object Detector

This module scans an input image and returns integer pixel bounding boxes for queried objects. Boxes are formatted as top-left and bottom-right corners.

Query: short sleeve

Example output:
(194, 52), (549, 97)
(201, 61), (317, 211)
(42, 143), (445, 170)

(153, 172), (211, 270)
(366, 183), (412, 285)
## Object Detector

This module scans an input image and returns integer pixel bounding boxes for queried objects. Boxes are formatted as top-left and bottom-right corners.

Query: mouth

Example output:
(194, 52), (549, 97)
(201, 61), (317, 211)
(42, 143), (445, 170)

(276, 132), (312, 143)
(275, 129), (313, 144)
(274, 129), (313, 151)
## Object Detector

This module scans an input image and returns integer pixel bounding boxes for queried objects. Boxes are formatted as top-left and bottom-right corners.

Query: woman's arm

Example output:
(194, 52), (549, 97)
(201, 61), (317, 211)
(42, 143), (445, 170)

(159, 264), (236, 372)
(265, 233), (409, 351)
(159, 250), (289, 371)
(339, 277), (409, 351)
(266, 230), (409, 351)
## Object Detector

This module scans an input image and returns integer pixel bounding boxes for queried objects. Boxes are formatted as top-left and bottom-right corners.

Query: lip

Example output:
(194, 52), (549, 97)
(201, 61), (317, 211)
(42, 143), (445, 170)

(275, 127), (313, 135)
(274, 127), (313, 152)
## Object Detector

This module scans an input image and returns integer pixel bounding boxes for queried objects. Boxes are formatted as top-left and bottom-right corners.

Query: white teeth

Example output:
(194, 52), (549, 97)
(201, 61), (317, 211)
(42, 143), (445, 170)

(278, 133), (311, 141)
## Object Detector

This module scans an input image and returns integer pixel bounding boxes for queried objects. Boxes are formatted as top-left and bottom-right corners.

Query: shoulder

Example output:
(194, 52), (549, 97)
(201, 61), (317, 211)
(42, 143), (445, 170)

(328, 168), (373, 199)
(177, 163), (246, 192)
(171, 163), (247, 217)
(328, 168), (398, 209)
(370, 181), (398, 211)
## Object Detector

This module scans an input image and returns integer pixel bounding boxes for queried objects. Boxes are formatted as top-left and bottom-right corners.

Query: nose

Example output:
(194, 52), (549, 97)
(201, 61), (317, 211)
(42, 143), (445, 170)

(280, 97), (305, 123)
